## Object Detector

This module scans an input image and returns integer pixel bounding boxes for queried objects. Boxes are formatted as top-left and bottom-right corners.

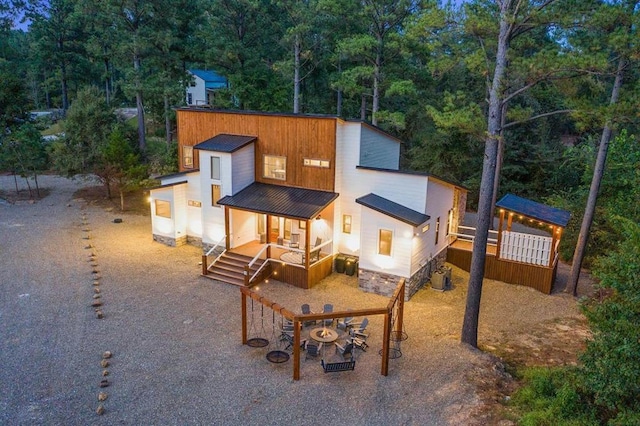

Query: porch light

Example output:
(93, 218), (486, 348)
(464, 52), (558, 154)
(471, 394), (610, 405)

(500, 209), (504, 213)
(316, 215), (321, 220)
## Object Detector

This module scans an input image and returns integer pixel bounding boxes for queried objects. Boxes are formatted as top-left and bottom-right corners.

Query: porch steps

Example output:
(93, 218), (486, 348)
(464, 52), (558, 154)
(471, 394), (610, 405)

(203, 252), (265, 287)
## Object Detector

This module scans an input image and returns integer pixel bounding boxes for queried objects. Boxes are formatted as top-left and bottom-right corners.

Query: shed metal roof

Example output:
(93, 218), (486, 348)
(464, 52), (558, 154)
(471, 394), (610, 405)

(189, 69), (228, 89)
(217, 182), (338, 220)
(496, 193), (571, 227)
(356, 193), (429, 227)
(194, 134), (256, 153)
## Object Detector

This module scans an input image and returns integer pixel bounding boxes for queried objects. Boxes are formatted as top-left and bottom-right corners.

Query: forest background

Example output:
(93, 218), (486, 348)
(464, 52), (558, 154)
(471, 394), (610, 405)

(0, 0), (639, 423)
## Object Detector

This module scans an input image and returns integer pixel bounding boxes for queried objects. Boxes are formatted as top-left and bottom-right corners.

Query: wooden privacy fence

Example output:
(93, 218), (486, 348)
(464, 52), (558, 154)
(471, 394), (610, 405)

(499, 231), (552, 266)
(240, 279), (405, 380)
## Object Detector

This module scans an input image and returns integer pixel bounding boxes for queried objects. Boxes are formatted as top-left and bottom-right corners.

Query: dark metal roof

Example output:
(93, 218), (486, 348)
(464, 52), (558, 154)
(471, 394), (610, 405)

(155, 169), (200, 180)
(496, 193), (571, 227)
(356, 193), (429, 227)
(217, 182), (338, 220)
(194, 134), (257, 153)
(148, 180), (188, 191)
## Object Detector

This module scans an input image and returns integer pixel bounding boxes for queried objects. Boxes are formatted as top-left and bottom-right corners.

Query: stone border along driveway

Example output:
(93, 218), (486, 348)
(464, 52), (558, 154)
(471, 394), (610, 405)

(0, 175), (585, 425)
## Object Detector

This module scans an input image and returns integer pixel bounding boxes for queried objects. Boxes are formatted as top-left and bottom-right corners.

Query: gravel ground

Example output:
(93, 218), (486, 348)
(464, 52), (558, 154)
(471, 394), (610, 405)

(0, 175), (586, 425)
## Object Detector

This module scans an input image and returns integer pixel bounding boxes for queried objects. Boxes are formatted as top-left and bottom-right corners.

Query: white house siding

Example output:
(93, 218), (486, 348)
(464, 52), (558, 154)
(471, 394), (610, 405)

(199, 150), (229, 247)
(334, 122), (362, 256)
(232, 209), (256, 248)
(358, 207), (413, 278)
(230, 144), (255, 194)
(359, 125), (400, 169)
(185, 173), (203, 242)
(186, 75), (206, 106)
(422, 178), (456, 268)
(150, 184), (189, 246)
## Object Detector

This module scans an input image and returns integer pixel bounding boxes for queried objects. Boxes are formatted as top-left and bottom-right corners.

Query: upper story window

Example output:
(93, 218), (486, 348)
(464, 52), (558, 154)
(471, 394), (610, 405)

(211, 156), (220, 180)
(263, 155), (286, 180)
(303, 158), (330, 168)
(187, 93), (193, 105)
(183, 146), (194, 168)
(211, 184), (221, 207)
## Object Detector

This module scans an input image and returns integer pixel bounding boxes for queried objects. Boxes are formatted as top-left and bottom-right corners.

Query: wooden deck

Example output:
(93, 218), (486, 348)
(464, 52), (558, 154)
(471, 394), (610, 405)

(447, 239), (556, 294)
(226, 241), (334, 289)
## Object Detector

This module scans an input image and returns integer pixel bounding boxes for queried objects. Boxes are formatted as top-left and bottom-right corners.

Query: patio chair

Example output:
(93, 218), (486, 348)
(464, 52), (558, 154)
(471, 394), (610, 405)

(301, 303), (316, 326)
(289, 233), (300, 249)
(350, 318), (369, 338)
(305, 341), (323, 361)
(335, 342), (354, 360)
(337, 316), (354, 331)
(321, 304), (334, 327)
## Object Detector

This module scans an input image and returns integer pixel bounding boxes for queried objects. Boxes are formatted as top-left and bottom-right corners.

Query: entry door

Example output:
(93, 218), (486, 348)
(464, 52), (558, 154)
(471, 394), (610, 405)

(270, 216), (280, 240)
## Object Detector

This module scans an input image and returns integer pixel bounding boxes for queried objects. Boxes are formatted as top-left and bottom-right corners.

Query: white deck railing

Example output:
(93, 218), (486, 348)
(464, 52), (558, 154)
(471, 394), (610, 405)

(500, 231), (552, 266)
(450, 225), (498, 246)
(205, 235), (227, 271)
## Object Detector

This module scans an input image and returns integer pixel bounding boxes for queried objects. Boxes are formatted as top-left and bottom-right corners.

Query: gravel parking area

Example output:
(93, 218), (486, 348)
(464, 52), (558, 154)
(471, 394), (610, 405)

(0, 175), (585, 425)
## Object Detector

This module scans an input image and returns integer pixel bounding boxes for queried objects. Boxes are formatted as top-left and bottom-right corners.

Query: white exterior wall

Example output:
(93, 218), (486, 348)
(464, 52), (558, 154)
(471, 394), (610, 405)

(150, 184), (187, 240)
(334, 122), (362, 256)
(199, 150), (229, 246)
(230, 144), (255, 194)
(359, 125), (401, 169)
(358, 208), (413, 278)
(185, 172), (203, 238)
(186, 75), (206, 106)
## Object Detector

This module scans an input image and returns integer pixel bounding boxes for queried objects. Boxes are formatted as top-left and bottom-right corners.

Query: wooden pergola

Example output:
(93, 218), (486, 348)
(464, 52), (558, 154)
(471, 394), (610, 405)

(240, 280), (405, 380)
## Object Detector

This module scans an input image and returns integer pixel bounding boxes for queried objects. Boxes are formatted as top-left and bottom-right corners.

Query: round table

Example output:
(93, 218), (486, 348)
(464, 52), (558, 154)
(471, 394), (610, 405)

(309, 327), (339, 343)
(280, 252), (303, 264)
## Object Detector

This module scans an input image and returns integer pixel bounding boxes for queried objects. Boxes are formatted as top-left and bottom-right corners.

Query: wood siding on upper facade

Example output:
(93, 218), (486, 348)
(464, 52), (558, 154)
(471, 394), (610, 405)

(177, 110), (337, 192)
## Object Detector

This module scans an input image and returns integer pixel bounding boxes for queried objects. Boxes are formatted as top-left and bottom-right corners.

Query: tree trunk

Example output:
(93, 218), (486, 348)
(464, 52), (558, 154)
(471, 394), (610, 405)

(336, 59), (343, 116)
(372, 37), (382, 126)
(34, 173), (40, 198)
(293, 35), (301, 114)
(566, 57), (626, 296)
(164, 94), (172, 144)
(58, 39), (69, 111)
(104, 54), (111, 105)
(134, 54), (146, 153)
(120, 189), (125, 211)
(24, 176), (33, 199)
(490, 103), (509, 227)
(461, 1), (511, 348)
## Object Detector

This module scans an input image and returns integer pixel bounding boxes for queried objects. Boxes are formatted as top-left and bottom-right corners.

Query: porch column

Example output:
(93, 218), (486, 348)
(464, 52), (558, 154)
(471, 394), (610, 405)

(224, 207), (230, 249)
(304, 225), (311, 269)
(266, 214), (272, 259)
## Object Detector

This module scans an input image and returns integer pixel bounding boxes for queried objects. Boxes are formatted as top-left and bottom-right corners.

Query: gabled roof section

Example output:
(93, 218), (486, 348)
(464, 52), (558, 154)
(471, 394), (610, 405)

(496, 193), (571, 227)
(189, 69), (227, 83)
(217, 182), (338, 220)
(194, 134), (257, 153)
(356, 193), (429, 227)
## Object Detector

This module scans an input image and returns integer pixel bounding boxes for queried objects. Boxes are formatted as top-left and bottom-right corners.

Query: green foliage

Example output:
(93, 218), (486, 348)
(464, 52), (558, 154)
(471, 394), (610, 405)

(512, 367), (598, 425)
(146, 136), (177, 176)
(579, 218), (640, 422)
(0, 123), (47, 177)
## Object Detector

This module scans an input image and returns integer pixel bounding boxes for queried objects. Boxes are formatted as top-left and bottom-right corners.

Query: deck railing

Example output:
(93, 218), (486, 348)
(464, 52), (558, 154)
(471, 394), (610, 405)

(449, 225), (498, 246)
(201, 235), (227, 275)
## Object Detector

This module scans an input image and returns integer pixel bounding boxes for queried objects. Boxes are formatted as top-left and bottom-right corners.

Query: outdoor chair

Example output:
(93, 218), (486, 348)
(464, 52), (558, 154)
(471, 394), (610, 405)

(301, 303), (316, 326)
(335, 342), (354, 360)
(349, 318), (369, 338)
(289, 233), (300, 249)
(321, 304), (334, 327)
(337, 316), (354, 331)
(305, 341), (323, 361)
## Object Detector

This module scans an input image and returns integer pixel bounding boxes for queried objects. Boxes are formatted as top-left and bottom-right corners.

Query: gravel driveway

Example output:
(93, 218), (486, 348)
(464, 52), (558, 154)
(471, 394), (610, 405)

(0, 175), (584, 425)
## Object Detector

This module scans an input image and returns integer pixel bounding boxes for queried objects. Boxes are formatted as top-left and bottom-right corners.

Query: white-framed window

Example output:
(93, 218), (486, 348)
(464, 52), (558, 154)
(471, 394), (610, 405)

(378, 229), (392, 256)
(342, 215), (352, 234)
(211, 184), (221, 207)
(183, 146), (193, 168)
(211, 156), (220, 180)
(263, 155), (286, 180)
(303, 158), (330, 168)
(187, 92), (193, 105)
(435, 217), (440, 244)
(155, 200), (171, 218)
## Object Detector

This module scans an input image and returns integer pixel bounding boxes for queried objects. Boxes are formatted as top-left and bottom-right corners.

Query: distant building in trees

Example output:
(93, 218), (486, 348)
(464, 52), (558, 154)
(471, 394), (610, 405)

(185, 69), (229, 107)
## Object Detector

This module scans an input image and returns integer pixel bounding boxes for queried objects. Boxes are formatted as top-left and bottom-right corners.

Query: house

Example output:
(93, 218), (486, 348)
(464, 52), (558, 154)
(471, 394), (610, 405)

(185, 69), (229, 107)
(149, 109), (467, 300)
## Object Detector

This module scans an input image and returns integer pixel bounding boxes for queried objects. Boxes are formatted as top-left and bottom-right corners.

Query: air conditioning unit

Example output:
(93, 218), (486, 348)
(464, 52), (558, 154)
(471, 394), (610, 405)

(431, 266), (452, 291)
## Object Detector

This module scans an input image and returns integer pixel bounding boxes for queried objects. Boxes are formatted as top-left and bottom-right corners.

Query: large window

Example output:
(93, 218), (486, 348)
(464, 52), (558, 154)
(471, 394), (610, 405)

(155, 200), (171, 218)
(211, 156), (220, 180)
(342, 215), (352, 234)
(183, 146), (194, 168)
(378, 229), (393, 256)
(211, 184), (221, 207)
(263, 155), (286, 180)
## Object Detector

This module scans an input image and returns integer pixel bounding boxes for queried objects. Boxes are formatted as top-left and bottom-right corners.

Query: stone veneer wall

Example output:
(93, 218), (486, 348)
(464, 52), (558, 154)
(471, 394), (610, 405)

(358, 249), (448, 301)
(153, 234), (187, 247)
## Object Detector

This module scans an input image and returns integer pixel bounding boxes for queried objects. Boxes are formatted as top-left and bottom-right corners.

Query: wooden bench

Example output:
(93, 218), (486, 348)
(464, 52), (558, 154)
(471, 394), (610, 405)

(321, 359), (356, 373)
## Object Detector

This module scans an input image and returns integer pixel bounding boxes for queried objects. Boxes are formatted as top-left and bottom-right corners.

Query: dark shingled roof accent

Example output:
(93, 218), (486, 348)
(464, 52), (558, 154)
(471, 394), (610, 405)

(194, 134), (257, 153)
(496, 193), (571, 227)
(356, 193), (429, 227)
(148, 180), (188, 191)
(217, 182), (338, 220)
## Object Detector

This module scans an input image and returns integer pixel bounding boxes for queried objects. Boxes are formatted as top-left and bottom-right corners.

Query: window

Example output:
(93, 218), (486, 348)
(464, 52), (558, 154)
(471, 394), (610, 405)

(187, 92), (193, 105)
(299, 220), (306, 230)
(183, 146), (193, 168)
(211, 156), (220, 180)
(284, 218), (292, 239)
(155, 200), (171, 218)
(378, 229), (392, 256)
(211, 184), (221, 207)
(435, 217), (440, 244)
(303, 158), (330, 168)
(263, 155), (286, 180)
(342, 215), (352, 234)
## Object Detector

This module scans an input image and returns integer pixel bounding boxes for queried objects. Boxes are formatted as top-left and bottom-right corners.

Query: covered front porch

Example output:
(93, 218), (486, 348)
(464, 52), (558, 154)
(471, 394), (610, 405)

(447, 194), (570, 294)
(202, 182), (339, 289)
